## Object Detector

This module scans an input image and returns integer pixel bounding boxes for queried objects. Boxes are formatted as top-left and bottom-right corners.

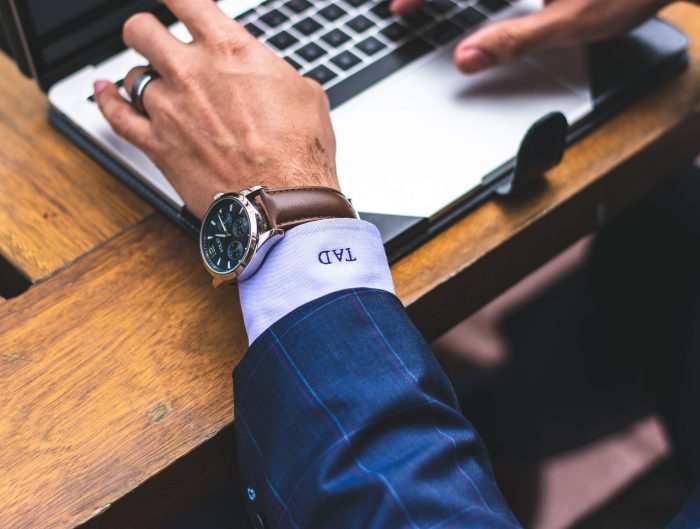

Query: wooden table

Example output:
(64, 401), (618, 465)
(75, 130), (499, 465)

(1, 3), (700, 528)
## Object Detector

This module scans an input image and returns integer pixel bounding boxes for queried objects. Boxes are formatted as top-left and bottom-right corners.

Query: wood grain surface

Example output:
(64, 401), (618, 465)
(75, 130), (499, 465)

(0, 3), (699, 529)
(0, 53), (151, 285)
(0, 216), (244, 529)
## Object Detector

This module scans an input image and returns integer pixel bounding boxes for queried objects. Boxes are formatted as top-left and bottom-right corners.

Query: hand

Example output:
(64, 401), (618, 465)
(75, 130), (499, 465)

(94, 0), (338, 219)
(391, 0), (671, 74)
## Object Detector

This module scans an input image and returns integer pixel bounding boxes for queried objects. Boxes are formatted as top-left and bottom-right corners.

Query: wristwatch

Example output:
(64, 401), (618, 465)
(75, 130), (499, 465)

(199, 185), (358, 286)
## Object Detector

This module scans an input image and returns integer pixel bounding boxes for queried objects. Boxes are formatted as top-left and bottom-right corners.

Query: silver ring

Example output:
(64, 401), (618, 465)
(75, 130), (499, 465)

(130, 69), (160, 117)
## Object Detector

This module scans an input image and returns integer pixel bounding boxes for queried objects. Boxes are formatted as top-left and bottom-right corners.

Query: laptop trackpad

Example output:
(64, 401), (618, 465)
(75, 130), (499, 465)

(333, 44), (592, 218)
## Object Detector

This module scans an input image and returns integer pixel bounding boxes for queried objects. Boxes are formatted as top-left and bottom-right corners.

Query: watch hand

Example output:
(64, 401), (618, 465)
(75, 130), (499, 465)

(214, 233), (230, 238)
(217, 213), (228, 234)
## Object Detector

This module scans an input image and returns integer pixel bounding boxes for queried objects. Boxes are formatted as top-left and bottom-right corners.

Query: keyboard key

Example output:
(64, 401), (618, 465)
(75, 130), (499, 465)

(423, 20), (462, 45)
(370, 1), (393, 19)
(296, 42), (327, 62)
(381, 22), (409, 41)
(401, 8), (433, 29)
(267, 30), (298, 51)
(322, 28), (351, 48)
(306, 65), (338, 85)
(331, 50), (362, 70)
(347, 15), (374, 34)
(346, 0), (372, 6)
(284, 0), (312, 13)
(356, 36), (386, 56)
(284, 56), (303, 70)
(259, 9), (288, 28)
(245, 22), (264, 37)
(453, 6), (487, 29)
(293, 17), (322, 36)
(327, 38), (434, 108)
(436, 0), (459, 10)
(319, 4), (347, 21)
(477, 0), (510, 12)
(235, 8), (256, 22)
(424, 0), (457, 14)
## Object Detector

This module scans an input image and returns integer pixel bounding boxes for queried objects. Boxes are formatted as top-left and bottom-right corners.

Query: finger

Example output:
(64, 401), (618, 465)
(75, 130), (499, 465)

(94, 81), (155, 151)
(123, 65), (149, 95)
(452, 3), (575, 74)
(453, 0), (663, 74)
(122, 12), (186, 75)
(160, 0), (243, 43)
(122, 66), (168, 117)
(390, 0), (424, 15)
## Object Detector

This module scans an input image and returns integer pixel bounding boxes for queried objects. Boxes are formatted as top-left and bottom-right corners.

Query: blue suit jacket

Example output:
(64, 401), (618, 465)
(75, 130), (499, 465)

(233, 288), (700, 528)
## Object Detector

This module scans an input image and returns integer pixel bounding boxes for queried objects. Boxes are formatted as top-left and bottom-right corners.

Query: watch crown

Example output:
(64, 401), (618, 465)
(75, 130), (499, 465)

(212, 192), (224, 201)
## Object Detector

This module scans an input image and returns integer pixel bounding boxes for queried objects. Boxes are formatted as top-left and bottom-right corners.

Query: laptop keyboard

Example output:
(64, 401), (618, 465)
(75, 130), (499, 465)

(88, 0), (513, 108)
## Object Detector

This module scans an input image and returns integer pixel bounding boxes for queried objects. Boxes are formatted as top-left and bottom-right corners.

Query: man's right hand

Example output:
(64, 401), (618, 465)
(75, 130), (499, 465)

(391, 0), (671, 74)
(94, 0), (338, 220)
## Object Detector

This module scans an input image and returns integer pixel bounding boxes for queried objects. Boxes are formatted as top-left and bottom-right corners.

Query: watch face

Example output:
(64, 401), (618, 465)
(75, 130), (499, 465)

(200, 196), (253, 275)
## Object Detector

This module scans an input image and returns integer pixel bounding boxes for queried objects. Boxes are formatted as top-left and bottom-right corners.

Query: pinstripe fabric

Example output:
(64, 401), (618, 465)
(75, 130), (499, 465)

(233, 288), (700, 528)
(234, 288), (518, 528)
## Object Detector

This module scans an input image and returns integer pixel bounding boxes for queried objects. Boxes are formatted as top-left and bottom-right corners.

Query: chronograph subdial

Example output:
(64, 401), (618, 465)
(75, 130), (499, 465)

(227, 241), (244, 262)
(232, 215), (249, 238)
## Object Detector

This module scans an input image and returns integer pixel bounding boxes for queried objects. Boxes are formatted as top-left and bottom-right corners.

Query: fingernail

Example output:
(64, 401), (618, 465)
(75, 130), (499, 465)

(457, 48), (493, 73)
(93, 80), (110, 96)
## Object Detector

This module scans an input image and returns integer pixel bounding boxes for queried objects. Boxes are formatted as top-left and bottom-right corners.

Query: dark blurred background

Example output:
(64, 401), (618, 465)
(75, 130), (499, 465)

(0, 16), (7, 53)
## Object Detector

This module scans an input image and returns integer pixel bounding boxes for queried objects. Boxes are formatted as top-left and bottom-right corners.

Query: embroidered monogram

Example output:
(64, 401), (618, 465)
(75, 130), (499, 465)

(318, 248), (358, 265)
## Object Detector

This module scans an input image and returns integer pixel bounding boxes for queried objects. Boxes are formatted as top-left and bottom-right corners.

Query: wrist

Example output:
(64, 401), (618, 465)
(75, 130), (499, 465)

(263, 161), (340, 193)
(199, 185), (357, 287)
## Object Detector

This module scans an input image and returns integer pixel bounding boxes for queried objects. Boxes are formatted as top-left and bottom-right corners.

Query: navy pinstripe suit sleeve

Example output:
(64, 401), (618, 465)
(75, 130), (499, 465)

(233, 287), (522, 529)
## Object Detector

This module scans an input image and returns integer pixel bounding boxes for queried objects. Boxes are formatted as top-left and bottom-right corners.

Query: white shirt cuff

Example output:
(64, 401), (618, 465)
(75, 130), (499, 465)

(238, 219), (395, 344)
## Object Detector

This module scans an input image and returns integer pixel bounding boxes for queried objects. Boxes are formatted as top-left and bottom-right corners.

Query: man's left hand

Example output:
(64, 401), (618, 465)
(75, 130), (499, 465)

(391, 0), (670, 74)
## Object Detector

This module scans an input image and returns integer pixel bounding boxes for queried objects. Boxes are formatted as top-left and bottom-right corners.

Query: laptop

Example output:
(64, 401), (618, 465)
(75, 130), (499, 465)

(0, 0), (689, 261)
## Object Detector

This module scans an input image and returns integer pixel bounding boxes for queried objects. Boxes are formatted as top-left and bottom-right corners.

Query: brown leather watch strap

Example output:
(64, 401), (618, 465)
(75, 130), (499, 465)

(257, 186), (357, 230)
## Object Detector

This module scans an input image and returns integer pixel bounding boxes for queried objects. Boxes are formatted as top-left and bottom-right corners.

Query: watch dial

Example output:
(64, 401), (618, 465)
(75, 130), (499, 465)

(201, 197), (252, 275)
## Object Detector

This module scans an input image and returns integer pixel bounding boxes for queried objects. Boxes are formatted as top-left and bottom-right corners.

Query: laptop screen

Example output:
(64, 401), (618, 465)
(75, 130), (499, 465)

(6, 0), (174, 88)
(30, 1), (159, 67)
